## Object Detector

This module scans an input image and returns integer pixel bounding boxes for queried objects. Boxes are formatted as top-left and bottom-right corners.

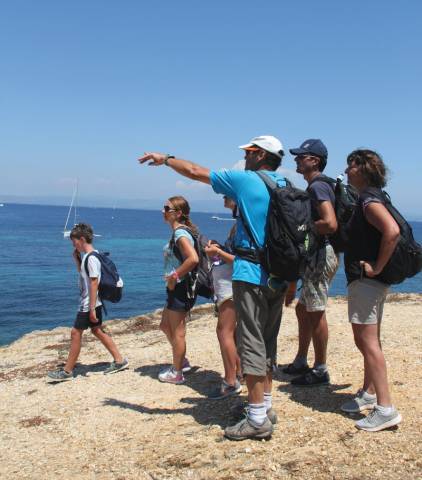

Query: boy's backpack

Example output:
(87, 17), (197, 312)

(170, 227), (214, 299)
(237, 171), (319, 282)
(308, 174), (359, 253)
(374, 191), (422, 284)
(84, 251), (123, 305)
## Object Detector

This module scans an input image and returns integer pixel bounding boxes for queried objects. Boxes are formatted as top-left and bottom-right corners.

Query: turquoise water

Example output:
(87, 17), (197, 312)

(0, 203), (421, 346)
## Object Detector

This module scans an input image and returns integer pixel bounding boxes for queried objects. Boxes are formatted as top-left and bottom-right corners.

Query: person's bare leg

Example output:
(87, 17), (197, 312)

(160, 308), (173, 346)
(167, 310), (187, 371)
(309, 310), (328, 366)
(247, 374), (265, 404)
(353, 323), (391, 406)
(216, 300), (238, 385)
(295, 302), (312, 359)
(64, 328), (83, 372)
(264, 370), (272, 394)
(91, 327), (123, 363)
(354, 327), (375, 394)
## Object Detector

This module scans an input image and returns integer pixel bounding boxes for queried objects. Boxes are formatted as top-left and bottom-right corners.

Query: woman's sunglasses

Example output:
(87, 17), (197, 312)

(162, 205), (176, 213)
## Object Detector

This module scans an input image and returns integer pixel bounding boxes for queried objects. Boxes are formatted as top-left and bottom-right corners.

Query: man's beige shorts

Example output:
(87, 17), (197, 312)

(348, 278), (389, 325)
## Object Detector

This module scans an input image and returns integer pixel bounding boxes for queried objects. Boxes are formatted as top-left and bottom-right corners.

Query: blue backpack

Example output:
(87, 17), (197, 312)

(84, 252), (123, 307)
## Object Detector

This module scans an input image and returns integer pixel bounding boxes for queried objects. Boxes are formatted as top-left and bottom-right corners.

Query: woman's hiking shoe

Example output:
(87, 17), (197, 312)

(181, 358), (192, 374)
(282, 363), (310, 375)
(47, 369), (73, 382)
(291, 369), (330, 387)
(158, 366), (185, 384)
(341, 389), (377, 413)
(355, 406), (402, 432)
(230, 402), (278, 425)
(104, 358), (129, 375)
(208, 379), (242, 400)
(224, 415), (273, 441)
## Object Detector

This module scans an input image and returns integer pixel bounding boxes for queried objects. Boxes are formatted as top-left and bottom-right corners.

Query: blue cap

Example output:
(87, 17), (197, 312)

(289, 139), (328, 159)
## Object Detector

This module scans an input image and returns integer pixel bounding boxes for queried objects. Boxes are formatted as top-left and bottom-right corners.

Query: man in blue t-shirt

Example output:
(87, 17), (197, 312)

(283, 139), (339, 386)
(138, 135), (289, 441)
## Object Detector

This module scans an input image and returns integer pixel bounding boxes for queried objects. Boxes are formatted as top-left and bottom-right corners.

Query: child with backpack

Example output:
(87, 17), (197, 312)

(159, 196), (199, 384)
(47, 223), (128, 381)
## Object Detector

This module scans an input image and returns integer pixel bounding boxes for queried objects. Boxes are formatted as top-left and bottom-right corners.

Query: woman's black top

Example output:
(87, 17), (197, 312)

(344, 188), (387, 285)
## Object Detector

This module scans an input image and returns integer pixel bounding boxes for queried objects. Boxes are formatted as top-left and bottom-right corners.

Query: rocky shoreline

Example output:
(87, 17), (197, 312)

(0, 294), (421, 479)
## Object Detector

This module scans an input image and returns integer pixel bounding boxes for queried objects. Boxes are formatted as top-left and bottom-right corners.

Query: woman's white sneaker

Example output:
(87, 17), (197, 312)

(355, 406), (402, 432)
(341, 389), (377, 413)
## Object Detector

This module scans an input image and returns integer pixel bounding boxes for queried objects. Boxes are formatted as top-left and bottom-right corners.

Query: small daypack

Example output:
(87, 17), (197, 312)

(84, 251), (123, 305)
(308, 174), (359, 253)
(373, 191), (422, 284)
(237, 172), (318, 282)
(170, 227), (214, 299)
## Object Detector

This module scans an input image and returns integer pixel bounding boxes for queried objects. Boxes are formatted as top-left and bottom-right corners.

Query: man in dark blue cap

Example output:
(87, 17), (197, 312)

(283, 139), (339, 386)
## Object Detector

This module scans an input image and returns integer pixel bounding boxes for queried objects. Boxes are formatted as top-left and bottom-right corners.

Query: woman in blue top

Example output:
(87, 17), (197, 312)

(159, 196), (199, 384)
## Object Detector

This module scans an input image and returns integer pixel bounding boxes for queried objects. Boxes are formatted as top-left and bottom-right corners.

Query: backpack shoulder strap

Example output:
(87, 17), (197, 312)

(308, 174), (336, 189)
(83, 251), (101, 277)
(171, 226), (199, 263)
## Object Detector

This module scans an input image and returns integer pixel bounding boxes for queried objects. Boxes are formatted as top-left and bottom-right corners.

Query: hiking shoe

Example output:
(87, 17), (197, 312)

(208, 379), (242, 400)
(182, 358), (192, 374)
(230, 403), (278, 425)
(355, 406), (402, 432)
(341, 389), (377, 413)
(282, 363), (310, 375)
(104, 358), (129, 375)
(158, 366), (185, 385)
(224, 415), (273, 441)
(291, 368), (330, 387)
(47, 369), (73, 382)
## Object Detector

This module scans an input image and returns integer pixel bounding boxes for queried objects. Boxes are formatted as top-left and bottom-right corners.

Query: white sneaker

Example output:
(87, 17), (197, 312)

(341, 389), (377, 413)
(355, 406), (402, 432)
(158, 366), (185, 385)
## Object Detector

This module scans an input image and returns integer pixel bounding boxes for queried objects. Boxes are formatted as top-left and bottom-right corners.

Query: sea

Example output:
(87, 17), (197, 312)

(0, 203), (421, 346)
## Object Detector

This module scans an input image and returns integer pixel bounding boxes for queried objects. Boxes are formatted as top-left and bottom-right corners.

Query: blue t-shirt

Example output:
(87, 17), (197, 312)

(163, 229), (195, 278)
(210, 169), (287, 286)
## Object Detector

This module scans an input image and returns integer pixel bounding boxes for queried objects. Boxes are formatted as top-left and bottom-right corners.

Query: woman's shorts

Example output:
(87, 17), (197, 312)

(348, 278), (389, 325)
(212, 263), (233, 307)
(166, 281), (197, 312)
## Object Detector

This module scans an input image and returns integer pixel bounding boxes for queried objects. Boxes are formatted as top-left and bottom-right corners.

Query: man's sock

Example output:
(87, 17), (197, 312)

(313, 363), (328, 375)
(248, 403), (267, 425)
(293, 355), (308, 368)
(264, 392), (272, 411)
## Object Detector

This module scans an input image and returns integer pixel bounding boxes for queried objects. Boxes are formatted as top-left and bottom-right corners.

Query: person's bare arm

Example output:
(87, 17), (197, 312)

(284, 281), (297, 306)
(138, 152), (211, 184)
(89, 277), (99, 323)
(73, 249), (82, 272)
(362, 202), (400, 277)
(204, 243), (235, 264)
(314, 201), (337, 235)
(166, 237), (199, 290)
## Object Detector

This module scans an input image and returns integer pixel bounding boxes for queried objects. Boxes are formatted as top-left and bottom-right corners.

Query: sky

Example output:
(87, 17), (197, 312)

(1, 1), (421, 216)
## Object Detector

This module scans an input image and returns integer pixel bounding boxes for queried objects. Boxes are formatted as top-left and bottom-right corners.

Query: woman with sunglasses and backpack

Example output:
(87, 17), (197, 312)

(159, 196), (199, 384)
(341, 149), (402, 431)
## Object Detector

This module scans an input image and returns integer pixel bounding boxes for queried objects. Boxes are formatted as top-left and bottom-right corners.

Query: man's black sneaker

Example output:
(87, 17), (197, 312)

(291, 369), (330, 387)
(281, 363), (310, 375)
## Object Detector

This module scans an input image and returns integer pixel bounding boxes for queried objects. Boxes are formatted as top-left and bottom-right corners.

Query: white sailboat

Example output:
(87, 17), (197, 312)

(63, 180), (78, 238)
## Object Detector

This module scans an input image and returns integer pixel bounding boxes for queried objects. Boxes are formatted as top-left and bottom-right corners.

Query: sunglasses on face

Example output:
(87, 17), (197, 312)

(162, 205), (176, 213)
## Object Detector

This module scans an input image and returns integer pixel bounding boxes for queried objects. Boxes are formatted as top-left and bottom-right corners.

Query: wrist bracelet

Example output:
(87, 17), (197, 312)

(172, 270), (180, 282)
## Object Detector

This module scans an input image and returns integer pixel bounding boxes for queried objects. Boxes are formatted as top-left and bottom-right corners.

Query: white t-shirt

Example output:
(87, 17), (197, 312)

(79, 251), (102, 312)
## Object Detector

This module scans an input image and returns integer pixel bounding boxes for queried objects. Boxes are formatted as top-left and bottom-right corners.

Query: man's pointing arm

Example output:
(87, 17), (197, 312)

(138, 152), (211, 185)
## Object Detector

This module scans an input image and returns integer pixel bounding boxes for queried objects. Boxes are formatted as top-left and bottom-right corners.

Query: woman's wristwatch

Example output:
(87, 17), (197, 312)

(164, 154), (175, 166)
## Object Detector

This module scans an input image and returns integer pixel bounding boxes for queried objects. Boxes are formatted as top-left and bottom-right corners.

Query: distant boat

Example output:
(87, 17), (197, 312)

(63, 180), (78, 238)
(211, 215), (235, 221)
(0, 203), (4, 207)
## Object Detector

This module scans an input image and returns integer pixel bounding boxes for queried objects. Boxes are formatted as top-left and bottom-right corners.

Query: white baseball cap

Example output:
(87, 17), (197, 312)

(239, 135), (284, 159)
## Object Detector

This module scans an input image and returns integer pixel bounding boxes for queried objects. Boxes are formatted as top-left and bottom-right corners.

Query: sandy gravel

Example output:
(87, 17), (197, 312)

(0, 294), (421, 480)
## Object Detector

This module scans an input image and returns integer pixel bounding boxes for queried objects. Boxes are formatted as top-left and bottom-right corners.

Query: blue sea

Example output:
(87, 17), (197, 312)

(1, 203), (421, 346)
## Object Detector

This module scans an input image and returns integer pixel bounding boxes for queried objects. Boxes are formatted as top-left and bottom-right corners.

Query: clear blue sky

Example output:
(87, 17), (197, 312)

(1, 1), (421, 216)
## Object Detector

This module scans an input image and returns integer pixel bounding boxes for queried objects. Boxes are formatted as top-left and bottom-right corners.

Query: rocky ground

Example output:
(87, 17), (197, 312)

(0, 294), (421, 479)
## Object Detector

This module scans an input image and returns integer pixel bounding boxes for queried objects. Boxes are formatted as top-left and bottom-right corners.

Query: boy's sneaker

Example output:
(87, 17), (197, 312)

(355, 406), (402, 432)
(158, 366), (185, 385)
(291, 368), (330, 387)
(230, 402), (278, 425)
(104, 358), (129, 375)
(208, 379), (242, 400)
(182, 358), (192, 374)
(341, 389), (377, 413)
(224, 415), (273, 441)
(47, 369), (73, 382)
(282, 363), (310, 375)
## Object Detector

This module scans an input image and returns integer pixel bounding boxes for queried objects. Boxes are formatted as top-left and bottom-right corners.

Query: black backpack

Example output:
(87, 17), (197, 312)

(308, 174), (359, 253)
(237, 171), (318, 282)
(84, 251), (123, 307)
(170, 227), (214, 299)
(374, 192), (422, 284)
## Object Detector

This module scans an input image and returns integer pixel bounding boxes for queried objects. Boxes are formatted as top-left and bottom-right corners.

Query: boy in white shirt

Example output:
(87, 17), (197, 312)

(47, 223), (128, 381)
